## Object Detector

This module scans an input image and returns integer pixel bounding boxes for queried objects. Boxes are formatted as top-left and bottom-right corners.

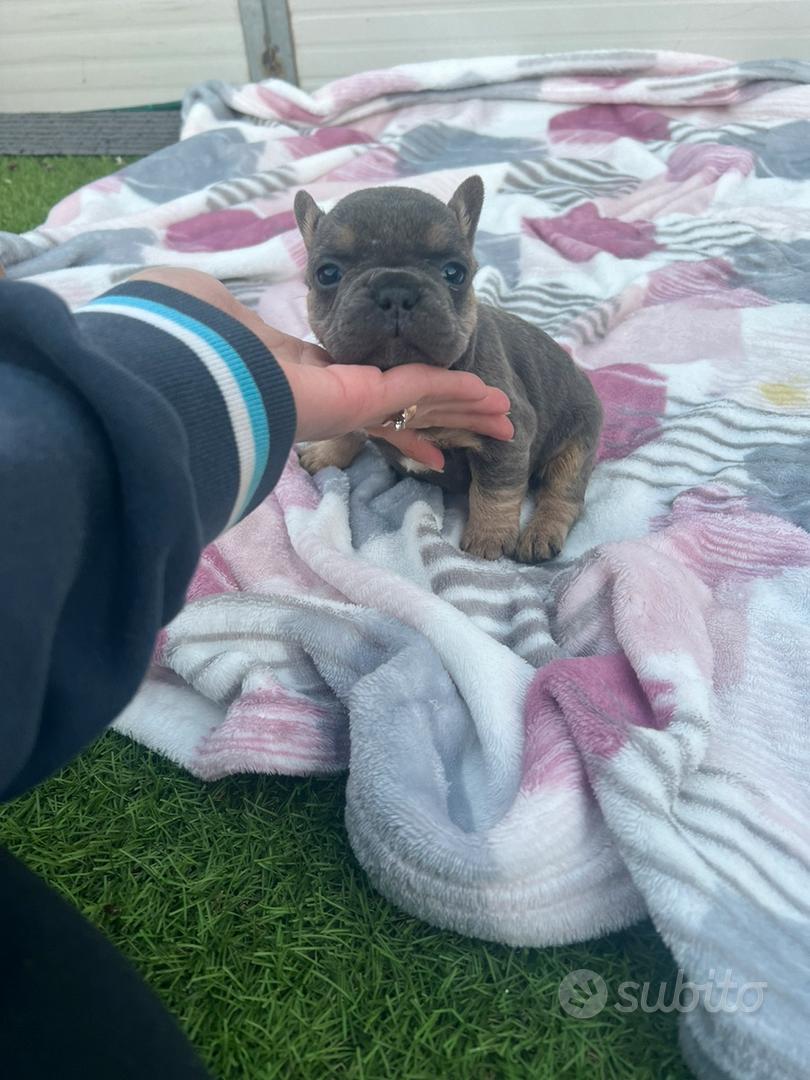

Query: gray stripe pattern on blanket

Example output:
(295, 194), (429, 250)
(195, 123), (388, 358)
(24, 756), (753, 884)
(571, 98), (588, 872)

(3, 49), (810, 1080)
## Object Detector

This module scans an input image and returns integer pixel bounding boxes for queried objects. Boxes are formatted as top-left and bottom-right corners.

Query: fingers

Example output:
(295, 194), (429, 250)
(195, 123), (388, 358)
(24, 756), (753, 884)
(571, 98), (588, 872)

(368, 407), (512, 471)
(418, 388), (512, 419)
(380, 364), (511, 413)
(420, 411), (515, 441)
(352, 364), (512, 440)
(368, 429), (447, 471)
(282, 356), (514, 446)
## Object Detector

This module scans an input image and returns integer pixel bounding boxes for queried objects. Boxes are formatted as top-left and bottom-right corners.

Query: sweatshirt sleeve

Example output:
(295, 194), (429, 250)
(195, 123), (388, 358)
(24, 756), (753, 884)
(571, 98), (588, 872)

(0, 278), (297, 801)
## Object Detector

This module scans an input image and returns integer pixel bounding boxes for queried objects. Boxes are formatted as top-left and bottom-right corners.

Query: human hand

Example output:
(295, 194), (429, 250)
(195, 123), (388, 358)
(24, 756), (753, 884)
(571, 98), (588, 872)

(127, 268), (513, 470)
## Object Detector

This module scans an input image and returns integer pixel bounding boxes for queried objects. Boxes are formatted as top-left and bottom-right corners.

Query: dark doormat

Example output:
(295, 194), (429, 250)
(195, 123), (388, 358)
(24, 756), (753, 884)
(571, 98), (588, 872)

(0, 110), (182, 156)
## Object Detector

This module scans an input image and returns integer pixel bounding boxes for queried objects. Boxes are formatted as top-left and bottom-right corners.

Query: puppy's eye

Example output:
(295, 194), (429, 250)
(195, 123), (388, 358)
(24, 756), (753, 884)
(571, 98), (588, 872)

(316, 263), (342, 286)
(442, 262), (467, 286)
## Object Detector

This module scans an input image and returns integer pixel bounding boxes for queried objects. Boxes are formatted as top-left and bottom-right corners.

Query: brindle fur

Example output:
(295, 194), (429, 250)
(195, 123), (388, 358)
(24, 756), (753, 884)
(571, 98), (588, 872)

(294, 177), (602, 562)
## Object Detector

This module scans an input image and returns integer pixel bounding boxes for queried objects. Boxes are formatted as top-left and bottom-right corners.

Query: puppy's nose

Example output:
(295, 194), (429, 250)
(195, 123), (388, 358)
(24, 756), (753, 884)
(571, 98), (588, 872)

(374, 282), (420, 312)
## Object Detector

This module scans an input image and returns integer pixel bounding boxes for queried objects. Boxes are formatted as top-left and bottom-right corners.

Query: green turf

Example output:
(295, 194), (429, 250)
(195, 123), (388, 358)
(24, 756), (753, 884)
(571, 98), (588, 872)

(0, 156), (692, 1080)
(0, 155), (137, 234)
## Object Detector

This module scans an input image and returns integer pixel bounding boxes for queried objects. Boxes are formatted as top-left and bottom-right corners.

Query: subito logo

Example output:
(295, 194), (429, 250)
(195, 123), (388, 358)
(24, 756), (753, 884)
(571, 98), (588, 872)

(558, 969), (609, 1019)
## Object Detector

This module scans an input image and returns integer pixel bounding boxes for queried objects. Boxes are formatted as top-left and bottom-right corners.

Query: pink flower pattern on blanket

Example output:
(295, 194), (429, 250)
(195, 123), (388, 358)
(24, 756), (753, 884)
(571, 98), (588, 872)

(526, 203), (661, 261)
(549, 103), (671, 142)
(590, 363), (667, 461)
(166, 209), (297, 252)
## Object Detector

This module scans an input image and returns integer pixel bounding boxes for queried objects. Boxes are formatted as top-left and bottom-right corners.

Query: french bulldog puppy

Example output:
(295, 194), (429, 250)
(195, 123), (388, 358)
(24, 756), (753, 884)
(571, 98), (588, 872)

(293, 177), (602, 562)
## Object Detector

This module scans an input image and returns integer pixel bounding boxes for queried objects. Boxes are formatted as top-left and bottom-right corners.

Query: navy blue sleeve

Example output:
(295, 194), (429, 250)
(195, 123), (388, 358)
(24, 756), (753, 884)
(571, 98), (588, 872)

(0, 279), (296, 800)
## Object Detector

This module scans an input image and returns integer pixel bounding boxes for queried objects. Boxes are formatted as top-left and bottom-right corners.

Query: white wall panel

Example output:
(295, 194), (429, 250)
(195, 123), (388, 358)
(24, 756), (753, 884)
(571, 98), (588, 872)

(0, 0), (249, 111)
(2, 0), (808, 111)
(289, 0), (810, 91)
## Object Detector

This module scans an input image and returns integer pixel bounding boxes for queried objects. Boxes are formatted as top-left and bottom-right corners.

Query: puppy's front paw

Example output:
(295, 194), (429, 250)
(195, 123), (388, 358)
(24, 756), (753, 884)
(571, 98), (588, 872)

(515, 499), (579, 563)
(298, 444), (336, 475)
(515, 521), (567, 563)
(298, 435), (363, 475)
(460, 523), (519, 561)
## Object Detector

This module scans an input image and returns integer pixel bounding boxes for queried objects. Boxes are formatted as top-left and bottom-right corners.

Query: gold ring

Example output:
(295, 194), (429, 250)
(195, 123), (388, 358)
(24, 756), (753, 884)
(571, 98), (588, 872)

(382, 404), (418, 431)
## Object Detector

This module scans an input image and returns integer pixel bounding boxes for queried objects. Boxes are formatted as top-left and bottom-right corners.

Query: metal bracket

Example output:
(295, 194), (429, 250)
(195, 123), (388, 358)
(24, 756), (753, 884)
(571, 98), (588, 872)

(238, 0), (299, 85)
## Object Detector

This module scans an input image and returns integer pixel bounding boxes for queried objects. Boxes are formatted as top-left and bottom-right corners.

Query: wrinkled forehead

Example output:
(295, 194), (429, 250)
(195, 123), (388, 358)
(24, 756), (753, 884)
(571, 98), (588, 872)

(314, 193), (468, 261)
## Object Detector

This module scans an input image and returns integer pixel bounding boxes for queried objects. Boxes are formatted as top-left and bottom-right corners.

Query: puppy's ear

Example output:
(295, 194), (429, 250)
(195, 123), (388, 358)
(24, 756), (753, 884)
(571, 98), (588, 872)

(294, 190), (324, 249)
(448, 175), (484, 241)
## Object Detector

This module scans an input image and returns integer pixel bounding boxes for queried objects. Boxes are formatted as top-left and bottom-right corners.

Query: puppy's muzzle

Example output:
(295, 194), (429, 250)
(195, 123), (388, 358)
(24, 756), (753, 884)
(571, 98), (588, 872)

(369, 271), (423, 332)
(374, 282), (421, 313)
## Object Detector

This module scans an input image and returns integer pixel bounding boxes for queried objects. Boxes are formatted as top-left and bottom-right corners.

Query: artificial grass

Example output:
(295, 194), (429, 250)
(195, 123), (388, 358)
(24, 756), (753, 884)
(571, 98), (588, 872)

(0, 156), (692, 1080)
(0, 155), (138, 234)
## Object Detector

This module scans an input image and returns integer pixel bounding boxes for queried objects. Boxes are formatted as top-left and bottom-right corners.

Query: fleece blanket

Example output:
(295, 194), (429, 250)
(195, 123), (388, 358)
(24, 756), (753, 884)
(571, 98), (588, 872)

(3, 50), (810, 1080)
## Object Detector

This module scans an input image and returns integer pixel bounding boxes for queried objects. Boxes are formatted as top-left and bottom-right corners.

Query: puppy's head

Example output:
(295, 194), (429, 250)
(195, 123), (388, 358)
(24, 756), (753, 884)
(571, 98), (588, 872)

(294, 177), (483, 368)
